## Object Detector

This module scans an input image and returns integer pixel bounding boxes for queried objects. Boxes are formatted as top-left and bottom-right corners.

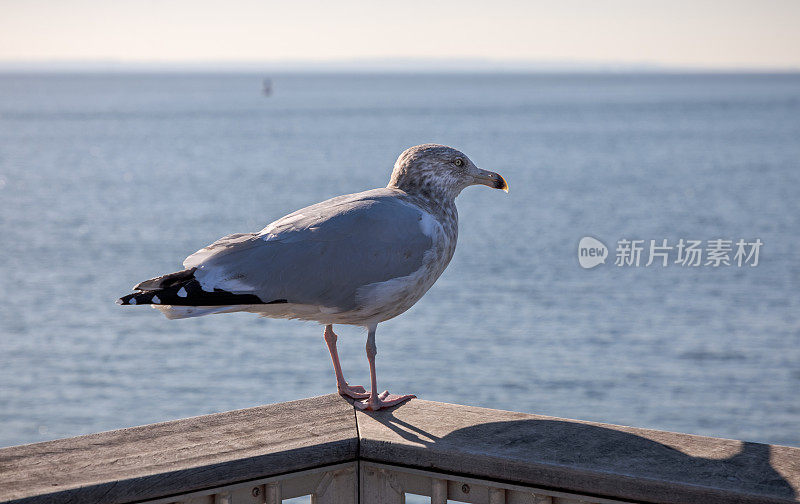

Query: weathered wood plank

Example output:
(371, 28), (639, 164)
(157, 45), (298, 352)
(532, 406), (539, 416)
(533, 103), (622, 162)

(3, 394), (798, 504)
(0, 394), (357, 504)
(356, 399), (800, 504)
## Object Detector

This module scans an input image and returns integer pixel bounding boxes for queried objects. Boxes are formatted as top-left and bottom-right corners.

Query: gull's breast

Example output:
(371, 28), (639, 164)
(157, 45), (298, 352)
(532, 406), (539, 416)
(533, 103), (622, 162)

(351, 210), (456, 323)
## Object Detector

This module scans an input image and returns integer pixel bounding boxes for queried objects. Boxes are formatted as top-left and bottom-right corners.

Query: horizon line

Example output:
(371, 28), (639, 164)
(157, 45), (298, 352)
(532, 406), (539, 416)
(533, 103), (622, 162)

(1, 57), (799, 74)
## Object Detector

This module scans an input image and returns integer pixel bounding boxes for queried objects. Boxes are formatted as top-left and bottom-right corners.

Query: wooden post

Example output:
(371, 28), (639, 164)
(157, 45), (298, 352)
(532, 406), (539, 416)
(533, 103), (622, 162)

(489, 487), (506, 504)
(431, 478), (448, 504)
(264, 482), (281, 504)
(360, 464), (404, 504)
(213, 492), (231, 504)
(313, 466), (356, 504)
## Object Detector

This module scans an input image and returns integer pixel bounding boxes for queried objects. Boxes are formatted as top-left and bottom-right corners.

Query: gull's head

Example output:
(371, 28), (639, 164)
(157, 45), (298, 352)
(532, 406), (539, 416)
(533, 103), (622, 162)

(388, 144), (508, 200)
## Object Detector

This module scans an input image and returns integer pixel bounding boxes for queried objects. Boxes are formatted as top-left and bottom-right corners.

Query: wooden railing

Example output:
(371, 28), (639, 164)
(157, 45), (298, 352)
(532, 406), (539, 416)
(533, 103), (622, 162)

(1, 394), (797, 504)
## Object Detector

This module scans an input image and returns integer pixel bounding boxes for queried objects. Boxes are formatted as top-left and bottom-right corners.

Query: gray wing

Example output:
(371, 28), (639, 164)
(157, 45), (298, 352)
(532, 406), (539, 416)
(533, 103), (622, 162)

(183, 189), (435, 311)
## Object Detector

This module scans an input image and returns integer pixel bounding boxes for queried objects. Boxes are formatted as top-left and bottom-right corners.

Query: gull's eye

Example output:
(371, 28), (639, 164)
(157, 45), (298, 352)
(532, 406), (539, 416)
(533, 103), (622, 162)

(454, 158), (464, 167)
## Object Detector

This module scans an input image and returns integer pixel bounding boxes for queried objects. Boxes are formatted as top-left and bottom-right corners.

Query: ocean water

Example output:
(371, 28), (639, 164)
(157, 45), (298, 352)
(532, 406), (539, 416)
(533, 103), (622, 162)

(0, 72), (798, 449)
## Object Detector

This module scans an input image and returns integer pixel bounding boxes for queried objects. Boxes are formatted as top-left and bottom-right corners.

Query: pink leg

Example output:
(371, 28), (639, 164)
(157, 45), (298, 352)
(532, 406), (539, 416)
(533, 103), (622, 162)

(324, 325), (370, 400)
(355, 325), (415, 411)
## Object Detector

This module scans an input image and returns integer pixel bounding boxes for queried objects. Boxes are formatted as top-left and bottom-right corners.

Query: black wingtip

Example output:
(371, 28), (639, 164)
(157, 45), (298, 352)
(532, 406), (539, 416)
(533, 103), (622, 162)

(117, 279), (271, 307)
(118, 278), (289, 308)
(117, 291), (162, 306)
(117, 293), (138, 305)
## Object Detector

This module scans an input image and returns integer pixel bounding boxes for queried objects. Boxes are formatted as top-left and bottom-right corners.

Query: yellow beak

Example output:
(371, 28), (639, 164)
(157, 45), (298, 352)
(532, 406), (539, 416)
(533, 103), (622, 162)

(473, 169), (509, 193)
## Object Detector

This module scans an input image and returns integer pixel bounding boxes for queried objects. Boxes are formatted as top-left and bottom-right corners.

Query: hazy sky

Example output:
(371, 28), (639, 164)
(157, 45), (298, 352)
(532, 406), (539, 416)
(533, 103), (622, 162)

(1, 0), (799, 69)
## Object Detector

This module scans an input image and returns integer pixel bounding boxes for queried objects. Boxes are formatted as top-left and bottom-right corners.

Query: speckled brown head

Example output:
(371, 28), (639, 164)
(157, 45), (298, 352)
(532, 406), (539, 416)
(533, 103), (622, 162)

(387, 144), (508, 200)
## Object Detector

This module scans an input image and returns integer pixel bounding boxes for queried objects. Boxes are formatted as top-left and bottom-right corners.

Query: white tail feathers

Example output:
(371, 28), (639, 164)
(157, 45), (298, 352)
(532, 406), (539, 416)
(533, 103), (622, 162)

(152, 305), (244, 319)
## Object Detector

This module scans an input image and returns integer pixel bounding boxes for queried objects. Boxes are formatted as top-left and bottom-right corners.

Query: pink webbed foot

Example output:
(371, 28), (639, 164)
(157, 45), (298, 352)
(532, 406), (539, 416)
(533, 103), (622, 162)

(337, 383), (370, 400)
(355, 390), (416, 411)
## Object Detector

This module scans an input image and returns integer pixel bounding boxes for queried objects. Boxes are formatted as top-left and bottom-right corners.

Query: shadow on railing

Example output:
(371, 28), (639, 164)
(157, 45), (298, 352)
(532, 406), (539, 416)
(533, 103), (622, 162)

(1, 394), (797, 504)
(367, 410), (797, 502)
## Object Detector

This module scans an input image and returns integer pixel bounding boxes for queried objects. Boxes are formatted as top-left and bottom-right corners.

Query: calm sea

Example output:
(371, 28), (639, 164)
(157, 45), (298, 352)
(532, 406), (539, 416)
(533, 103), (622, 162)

(0, 72), (798, 448)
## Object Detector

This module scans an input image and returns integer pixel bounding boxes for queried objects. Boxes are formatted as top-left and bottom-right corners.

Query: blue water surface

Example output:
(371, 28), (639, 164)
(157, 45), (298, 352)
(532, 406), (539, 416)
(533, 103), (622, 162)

(0, 72), (798, 448)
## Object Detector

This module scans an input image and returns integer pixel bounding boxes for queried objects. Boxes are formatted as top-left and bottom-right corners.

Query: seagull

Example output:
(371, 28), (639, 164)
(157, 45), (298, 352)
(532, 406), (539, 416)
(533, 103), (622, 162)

(118, 144), (508, 410)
